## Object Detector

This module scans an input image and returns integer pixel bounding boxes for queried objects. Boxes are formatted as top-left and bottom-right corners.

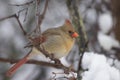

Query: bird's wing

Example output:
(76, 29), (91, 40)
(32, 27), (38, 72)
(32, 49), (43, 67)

(40, 34), (67, 58)
(24, 36), (46, 48)
(25, 28), (61, 48)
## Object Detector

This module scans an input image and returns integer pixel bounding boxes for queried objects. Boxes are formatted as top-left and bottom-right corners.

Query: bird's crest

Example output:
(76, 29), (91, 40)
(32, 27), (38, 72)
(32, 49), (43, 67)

(65, 19), (71, 26)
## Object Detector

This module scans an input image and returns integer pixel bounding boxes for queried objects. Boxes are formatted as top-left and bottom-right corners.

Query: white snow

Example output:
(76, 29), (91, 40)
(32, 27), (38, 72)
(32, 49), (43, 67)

(97, 32), (120, 51)
(98, 13), (113, 34)
(11, 52), (120, 80)
(82, 52), (120, 80)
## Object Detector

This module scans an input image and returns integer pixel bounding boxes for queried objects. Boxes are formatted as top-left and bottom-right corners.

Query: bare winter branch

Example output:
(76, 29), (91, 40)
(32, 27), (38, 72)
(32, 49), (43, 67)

(66, 0), (88, 79)
(0, 57), (76, 73)
(34, 0), (49, 33)
(9, 0), (35, 6)
(0, 14), (27, 35)
(17, 8), (28, 22)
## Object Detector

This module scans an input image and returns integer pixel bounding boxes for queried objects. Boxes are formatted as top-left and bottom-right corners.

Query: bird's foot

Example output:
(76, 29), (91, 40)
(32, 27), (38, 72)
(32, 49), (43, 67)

(49, 54), (61, 65)
(63, 65), (76, 74)
(54, 59), (61, 65)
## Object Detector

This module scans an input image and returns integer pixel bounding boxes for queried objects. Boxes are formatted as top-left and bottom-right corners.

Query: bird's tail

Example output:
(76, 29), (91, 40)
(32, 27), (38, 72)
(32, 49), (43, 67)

(6, 47), (41, 77)
(6, 54), (30, 77)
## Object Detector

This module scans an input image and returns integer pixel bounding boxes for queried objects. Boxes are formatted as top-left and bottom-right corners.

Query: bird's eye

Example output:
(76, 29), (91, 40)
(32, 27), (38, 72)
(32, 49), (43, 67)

(68, 31), (72, 34)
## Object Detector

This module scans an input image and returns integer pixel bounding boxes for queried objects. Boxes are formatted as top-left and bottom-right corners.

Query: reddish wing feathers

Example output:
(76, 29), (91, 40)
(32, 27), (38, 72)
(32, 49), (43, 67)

(30, 36), (46, 46)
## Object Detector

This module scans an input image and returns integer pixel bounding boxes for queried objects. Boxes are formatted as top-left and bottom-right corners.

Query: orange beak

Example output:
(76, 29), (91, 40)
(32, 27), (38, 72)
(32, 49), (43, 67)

(72, 32), (79, 38)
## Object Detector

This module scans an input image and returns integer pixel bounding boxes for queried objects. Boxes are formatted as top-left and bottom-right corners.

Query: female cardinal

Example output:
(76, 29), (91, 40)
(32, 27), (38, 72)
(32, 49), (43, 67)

(6, 19), (79, 76)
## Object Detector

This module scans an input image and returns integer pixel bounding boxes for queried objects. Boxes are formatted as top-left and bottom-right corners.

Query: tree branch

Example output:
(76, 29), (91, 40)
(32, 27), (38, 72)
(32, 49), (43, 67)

(34, 0), (49, 33)
(0, 57), (75, 72)
(66, 0), (88, 79)
(0, 0), (76, 77)
(9, 0), (35, 6)
(0, 14), (27, 35)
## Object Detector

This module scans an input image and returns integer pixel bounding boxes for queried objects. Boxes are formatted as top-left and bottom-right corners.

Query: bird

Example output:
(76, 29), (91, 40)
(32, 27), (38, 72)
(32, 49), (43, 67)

(6, 19), (79, 77)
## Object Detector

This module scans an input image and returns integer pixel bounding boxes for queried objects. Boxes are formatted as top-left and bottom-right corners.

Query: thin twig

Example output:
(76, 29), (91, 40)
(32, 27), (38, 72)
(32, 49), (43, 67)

(35, 0), (41, 33)
(0, 14), (16, 21)
(17, 8), (28, 22)
(0, 57), (76, 72)
(9, 0), (35, 6)
(34, 0), (49, 33)
(77, 41), (88, 72)
(24, 8), (28, 22)
(66, 0), (88, 79)
(14, 14), (27, 35)
(0, 14), (27, 35)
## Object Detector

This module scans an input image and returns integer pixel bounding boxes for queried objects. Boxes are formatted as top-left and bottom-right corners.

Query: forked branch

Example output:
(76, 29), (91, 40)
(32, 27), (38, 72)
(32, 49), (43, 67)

(0, 14), (26, 35)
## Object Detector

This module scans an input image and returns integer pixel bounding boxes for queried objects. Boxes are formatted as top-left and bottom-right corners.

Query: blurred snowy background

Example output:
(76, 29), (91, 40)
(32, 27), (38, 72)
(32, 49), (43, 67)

(0, 0), (120, 80)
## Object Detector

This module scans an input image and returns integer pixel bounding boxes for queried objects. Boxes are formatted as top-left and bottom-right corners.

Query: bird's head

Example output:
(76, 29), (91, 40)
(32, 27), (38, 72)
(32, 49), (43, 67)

(60, 19), (79, 38)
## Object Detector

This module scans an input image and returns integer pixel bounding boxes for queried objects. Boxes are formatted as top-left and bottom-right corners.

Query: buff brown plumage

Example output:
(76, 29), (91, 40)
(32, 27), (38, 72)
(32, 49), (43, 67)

(6, 19), (79, 77)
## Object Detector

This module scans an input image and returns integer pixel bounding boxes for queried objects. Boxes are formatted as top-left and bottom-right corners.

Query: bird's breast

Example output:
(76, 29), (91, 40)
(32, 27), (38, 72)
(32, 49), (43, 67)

(40, 35), (74, 58)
